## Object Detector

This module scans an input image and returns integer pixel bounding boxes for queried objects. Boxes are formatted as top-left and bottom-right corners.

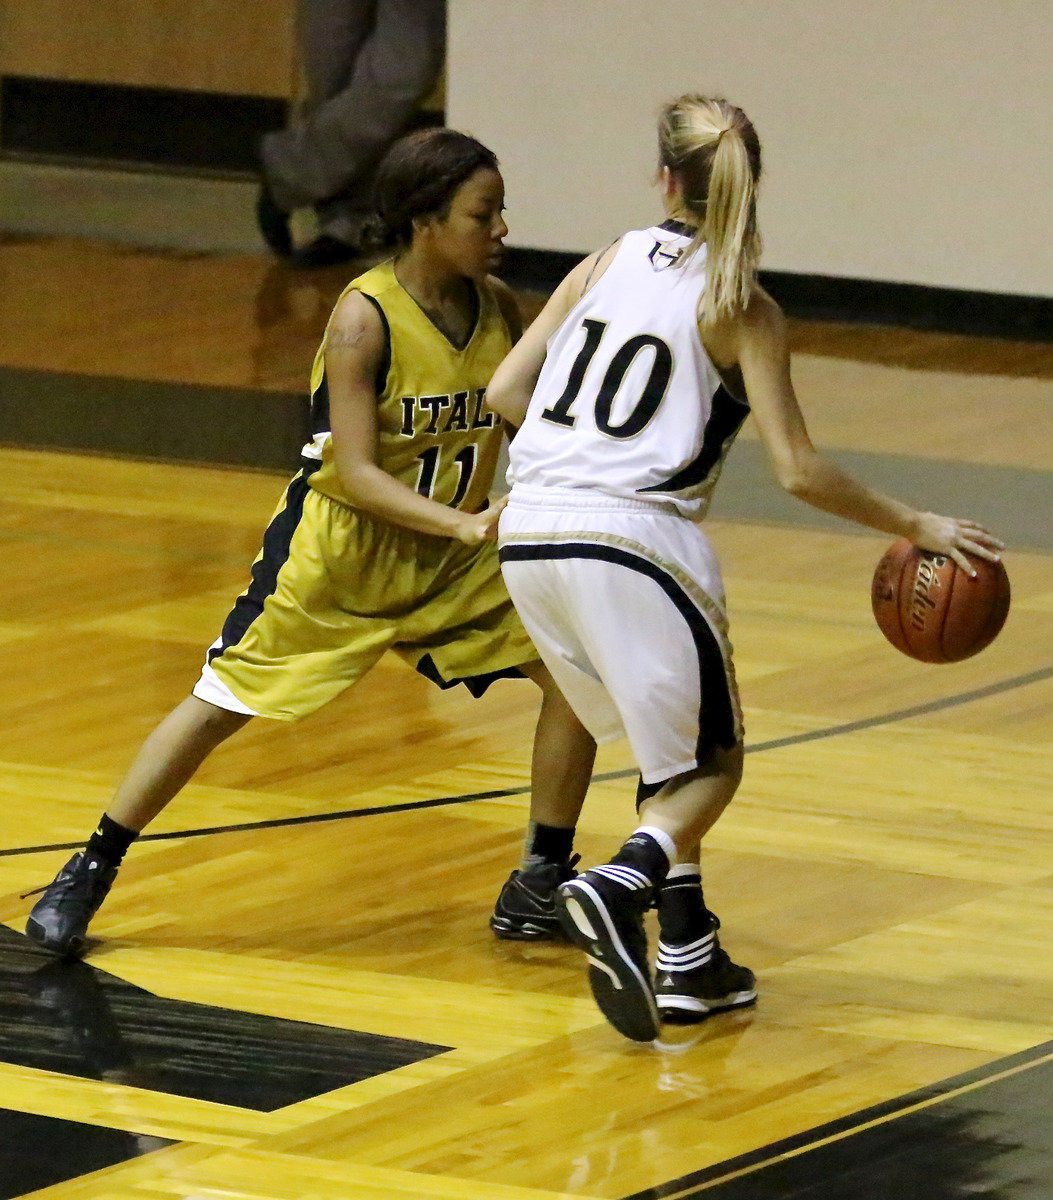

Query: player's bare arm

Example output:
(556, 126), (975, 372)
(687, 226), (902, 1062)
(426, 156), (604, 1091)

(487, 251), (607, 425)
(325, 290), (502, 544)
(731, 289), (1002, 575)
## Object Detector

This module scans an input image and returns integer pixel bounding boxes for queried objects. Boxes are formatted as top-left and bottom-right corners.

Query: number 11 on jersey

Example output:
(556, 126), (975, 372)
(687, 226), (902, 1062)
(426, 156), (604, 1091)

(414, 444), (478, 507)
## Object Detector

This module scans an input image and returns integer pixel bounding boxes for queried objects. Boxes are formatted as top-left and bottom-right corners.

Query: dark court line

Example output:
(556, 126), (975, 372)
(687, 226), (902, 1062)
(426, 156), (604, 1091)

(622, 1041), (1053, 1200)
(734, 663), (1051, 753)
(2, 666), (1048, 860)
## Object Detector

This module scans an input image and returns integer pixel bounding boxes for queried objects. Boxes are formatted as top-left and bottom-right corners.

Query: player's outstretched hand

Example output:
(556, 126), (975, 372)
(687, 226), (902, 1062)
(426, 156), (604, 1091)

(911, 512), (1005, 577)
(455, 495), (509, 545)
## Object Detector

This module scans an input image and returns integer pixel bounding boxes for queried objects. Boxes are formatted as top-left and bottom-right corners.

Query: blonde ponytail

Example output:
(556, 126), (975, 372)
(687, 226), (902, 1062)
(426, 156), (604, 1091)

(658, 95), (762, 325)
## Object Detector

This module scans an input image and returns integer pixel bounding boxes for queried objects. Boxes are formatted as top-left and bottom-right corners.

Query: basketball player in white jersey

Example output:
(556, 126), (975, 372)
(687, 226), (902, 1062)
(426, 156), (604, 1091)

(486, 94), (1004, 1042)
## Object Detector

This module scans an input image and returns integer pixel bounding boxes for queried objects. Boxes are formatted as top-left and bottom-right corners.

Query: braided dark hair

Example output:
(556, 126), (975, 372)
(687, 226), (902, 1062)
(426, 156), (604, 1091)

(368, 128), (500, 249)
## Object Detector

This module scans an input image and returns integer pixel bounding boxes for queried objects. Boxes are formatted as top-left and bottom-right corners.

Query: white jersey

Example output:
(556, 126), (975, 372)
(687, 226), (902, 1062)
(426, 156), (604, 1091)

(507, 221), (750, 519)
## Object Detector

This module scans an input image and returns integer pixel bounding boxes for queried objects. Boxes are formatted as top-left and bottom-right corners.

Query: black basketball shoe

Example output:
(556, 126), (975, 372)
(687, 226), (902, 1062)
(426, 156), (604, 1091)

(654, 919), (757, 1023)
(490, 857), (578, 940)
(555, 865), (660, 1042)
(24, 853), (118, 958)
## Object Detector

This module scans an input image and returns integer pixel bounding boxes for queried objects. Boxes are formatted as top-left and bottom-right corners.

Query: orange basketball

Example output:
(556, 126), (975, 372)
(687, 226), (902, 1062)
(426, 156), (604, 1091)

(871, 538), (1010, 663)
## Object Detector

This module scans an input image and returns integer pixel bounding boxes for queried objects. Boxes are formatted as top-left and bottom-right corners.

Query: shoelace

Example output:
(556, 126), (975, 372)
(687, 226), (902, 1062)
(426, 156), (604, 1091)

(20, 856), (91, 901)
(21, 875), (72, 900)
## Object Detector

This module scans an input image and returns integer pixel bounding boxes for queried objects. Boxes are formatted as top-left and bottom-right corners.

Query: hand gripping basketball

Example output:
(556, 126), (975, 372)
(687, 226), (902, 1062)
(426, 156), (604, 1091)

(871, 538), (1010, 663)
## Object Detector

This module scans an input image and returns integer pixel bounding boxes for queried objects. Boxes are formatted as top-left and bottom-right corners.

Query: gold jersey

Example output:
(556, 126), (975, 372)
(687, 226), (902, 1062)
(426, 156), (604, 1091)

(304, 260), (512, 513)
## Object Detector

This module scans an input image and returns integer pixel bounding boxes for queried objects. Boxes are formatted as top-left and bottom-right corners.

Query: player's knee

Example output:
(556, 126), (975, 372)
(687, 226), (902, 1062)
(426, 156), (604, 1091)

(637, 742), (743, 809)
(522, 659), (556, 694)
(191, 698), (251, 743)
(701, 741), (744, 791)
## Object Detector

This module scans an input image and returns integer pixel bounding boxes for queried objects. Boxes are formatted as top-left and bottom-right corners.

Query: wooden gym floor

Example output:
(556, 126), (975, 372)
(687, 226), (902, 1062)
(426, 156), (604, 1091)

(0, 235), (1050, 1200)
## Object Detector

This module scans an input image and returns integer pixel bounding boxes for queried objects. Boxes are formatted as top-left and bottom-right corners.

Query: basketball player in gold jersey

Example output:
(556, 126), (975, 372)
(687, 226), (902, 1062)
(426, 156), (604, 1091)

(26, 129), (596, 957)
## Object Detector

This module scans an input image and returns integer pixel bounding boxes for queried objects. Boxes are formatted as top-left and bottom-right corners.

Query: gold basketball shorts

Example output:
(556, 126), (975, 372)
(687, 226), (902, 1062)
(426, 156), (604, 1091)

(192, 464), (536, 720)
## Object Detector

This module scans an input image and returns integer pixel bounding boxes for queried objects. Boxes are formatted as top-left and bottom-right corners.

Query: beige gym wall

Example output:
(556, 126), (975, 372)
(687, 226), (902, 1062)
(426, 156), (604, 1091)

(447, 1), (1050, 296)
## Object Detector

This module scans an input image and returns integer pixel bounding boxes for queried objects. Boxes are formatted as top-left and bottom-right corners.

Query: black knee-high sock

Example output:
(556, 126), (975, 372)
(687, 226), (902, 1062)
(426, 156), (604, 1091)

(85, 814), (138, 867)
(657, 867), (712, 943)
(655, 866), (721, 975)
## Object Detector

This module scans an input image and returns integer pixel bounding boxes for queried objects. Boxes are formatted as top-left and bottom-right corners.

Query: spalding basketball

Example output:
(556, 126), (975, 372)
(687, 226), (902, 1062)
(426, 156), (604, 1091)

(871, 538), (1010, 663)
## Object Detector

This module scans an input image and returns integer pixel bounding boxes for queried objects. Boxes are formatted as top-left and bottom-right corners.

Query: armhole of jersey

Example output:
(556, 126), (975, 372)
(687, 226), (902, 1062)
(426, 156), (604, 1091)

(580, 237), (622, 298)
(357, 291), (392, 398)
(697, 313), (749, 404)
(467, 278), (482, 341)
(487, 279), (517, 346)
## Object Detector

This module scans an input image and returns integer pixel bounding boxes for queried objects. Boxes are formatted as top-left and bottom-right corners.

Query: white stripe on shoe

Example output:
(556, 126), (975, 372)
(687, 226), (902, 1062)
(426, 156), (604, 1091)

(657, 986), (757, 1014)
(586, 955), (622, 988)
(590, 864), (651, 890)
(563, 895), (599, 940)
(656, 993), (709, 1014)
(656, 933), (715, 971)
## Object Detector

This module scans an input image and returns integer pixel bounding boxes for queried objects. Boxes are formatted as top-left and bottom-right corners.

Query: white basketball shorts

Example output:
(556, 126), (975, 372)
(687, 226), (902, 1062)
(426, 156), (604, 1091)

(498, 486), (743, 785)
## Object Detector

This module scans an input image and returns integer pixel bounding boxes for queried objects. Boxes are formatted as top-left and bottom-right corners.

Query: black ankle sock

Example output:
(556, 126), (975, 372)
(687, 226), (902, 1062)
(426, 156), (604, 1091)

(523, 822), (575, 869)
(657, 873), (711, 943)
(85, 814), (137, 867)
(610, 831), (671, 888)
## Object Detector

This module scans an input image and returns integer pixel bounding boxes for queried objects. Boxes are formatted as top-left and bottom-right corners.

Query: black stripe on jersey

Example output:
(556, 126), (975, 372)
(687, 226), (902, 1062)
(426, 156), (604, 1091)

(358, 292), (392, 397)
(499, 542), (738, 760)
(309, 293), (391, 439)
(637, 384), (749, 495)
(208, 459), (321, 662)
(659, 218), (696, 237)
(414, 654), (525, 698)
(309, 371), (331, 439)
